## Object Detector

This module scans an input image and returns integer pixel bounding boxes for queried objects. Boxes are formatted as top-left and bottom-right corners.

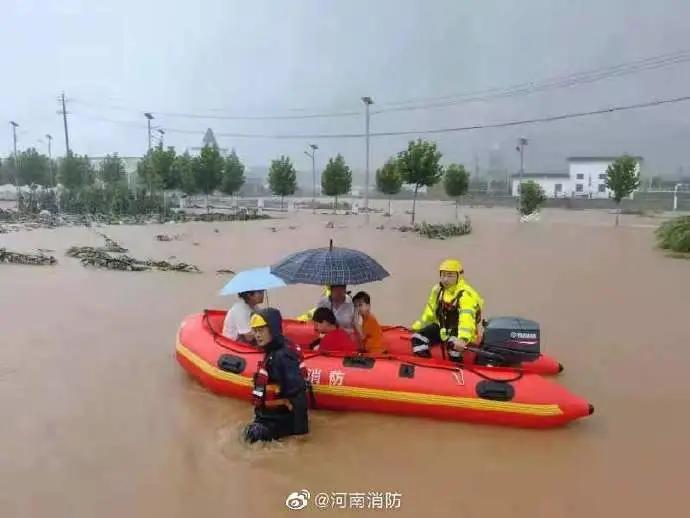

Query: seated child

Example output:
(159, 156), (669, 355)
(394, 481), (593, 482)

(311, 307), (358, 354)
(353, 291), (385, 354)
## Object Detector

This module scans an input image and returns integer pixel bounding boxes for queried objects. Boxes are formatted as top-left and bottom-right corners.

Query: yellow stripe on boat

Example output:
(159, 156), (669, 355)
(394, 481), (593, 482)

(176, 342), (562, 417)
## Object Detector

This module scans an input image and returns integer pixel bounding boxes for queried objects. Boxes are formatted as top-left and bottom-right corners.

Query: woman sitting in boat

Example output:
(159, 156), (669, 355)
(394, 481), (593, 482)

(411, 259), (485, 361)
(244, 308), (309, 443)
(222, 290), (264, 343)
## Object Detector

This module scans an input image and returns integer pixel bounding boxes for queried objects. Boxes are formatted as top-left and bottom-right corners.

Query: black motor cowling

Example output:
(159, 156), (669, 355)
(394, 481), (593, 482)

(479, 316), (541, 364)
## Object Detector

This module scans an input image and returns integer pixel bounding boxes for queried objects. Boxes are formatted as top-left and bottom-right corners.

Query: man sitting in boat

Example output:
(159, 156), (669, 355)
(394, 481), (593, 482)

(315, 284), (356, 335)
(244, 308), (309, 443)
(410, 259), (484, 361)
(311, 307), (359, 354)
(222, 290), (264, 342)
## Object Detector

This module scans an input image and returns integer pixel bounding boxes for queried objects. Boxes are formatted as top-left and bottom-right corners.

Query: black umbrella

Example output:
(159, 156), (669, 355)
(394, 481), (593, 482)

(270, 240), (390, 286)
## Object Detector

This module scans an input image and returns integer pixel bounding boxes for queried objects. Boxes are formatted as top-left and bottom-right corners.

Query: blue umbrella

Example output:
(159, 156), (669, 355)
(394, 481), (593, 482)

(270, 240), (389, 286)
(219, 266), (287, 296)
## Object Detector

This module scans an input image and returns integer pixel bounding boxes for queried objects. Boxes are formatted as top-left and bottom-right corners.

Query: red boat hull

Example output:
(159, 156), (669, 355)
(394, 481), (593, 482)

(175, 311), (592, 428)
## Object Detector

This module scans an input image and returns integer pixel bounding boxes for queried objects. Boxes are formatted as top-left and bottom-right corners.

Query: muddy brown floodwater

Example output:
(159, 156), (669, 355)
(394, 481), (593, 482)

(1, 201), (689, 518)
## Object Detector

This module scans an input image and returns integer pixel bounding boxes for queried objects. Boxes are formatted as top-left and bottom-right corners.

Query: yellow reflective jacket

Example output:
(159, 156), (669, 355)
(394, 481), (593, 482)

(412, 280), (484, 343)
(296, 287), (331, 322)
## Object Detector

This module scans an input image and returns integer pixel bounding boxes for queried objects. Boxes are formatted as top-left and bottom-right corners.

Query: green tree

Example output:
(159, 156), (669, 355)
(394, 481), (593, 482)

(154, 146), (178, 191)
(17, 148), (50, 186)
(193, 144), (224, 213)
(321, 154), (352, 212)
(268, 155), (297, 210)
(99, 154), (126, 186)
(58, 152), (95, 190)
(220, 149), (245, 197)
(519, 180), (546, 216)
(376, 158), (403, 216)
(137, 150), (159, 195)
(175, 152), (197, 196)
(605, 154), (641, 226)
(397, 139), (444, 224)
(0, 157), (11, 185)
(444, 163), (470, 220)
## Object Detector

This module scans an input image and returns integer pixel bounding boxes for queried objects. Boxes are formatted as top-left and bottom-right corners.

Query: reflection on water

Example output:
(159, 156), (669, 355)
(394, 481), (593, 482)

(1, 202), (689, 518)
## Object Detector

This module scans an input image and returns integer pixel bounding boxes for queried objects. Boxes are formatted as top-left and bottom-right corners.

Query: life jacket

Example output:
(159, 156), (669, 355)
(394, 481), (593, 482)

(435, 285), (482, 326)
(251, 340), (307, 408)
(435, 286), (463, 335)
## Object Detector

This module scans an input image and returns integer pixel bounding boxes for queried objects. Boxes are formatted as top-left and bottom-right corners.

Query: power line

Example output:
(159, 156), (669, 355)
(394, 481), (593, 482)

(373, 50), (690, 114)
(71, 99), (360, 121)
(75, 94), (690, 140)
(368, 94), (690, 138)
(69, 48), (690, 122)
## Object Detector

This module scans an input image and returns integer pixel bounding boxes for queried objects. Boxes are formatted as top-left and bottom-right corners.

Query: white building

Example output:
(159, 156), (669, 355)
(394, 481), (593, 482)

(511, 156), (643, 199)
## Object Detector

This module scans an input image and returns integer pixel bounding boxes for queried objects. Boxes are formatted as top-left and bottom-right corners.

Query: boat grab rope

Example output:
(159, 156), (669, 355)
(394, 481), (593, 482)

(201, 311), (524, 382)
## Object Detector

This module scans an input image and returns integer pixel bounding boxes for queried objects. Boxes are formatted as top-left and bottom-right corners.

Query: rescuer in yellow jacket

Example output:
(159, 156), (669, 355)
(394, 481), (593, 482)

(411, 259), (484, 361)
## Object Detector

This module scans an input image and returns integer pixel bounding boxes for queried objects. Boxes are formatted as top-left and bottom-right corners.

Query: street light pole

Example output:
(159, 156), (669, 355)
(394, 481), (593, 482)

(304, 144), (318, 214)
(158, 129), (165, 149)
(516, 137), (528, 203)
(362, 96), (374, 220)
(144, 113), (154, 151)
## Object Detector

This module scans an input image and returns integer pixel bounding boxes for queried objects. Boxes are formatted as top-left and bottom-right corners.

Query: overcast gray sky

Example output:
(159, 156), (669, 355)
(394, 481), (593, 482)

(3, 0), (690, 176)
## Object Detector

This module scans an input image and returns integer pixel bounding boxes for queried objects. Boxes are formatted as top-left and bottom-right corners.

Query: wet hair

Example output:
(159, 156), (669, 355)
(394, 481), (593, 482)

(313, 307), (338, 326)
(352, 291), (370, 305)
(239, 290), (260, 303)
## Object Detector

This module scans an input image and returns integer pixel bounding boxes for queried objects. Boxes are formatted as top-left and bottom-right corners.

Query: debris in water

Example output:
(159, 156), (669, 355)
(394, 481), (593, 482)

(393, 218), (472, 240)
(216, 269), (236, 275)
(96, 232), (128, 252)
(325, 221), (335, 229)
(0, 248), (57, 266)
(155, 233), (183, 242)
(65, 246), (201, 273)
(143, 259), (201, 273)
(214, 228), (220, 233)
(192, 242), (200, 246)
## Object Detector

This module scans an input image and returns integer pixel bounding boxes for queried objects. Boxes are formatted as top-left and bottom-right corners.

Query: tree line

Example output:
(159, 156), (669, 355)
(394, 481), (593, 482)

(0, 139), (471, 222)
(3, 139), (637, 223)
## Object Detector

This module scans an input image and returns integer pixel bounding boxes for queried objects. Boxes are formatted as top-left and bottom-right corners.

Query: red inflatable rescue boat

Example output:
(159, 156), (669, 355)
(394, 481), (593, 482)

(176, 310), (593, 428)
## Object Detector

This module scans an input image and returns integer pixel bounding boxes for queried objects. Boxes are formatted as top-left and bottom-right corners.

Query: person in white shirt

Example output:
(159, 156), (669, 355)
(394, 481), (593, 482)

(223, 290), (265, 342)
(316, 284), (355, 334)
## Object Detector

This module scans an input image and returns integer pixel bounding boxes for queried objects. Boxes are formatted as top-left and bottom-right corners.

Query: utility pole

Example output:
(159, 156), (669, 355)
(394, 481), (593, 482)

(144, 113), (154, 151)
(304, 144), (318, 214)
(46, 134), (54, 186)
(58, 92), (71, 155)
(515, 137), (528, 202)
(361, 96), (374, 220)
(158, 128), (165, 149)
(10, 121), (20, 202)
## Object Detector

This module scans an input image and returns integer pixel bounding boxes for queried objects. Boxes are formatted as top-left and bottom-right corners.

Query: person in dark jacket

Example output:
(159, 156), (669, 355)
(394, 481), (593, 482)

(243, 308), (309, 443)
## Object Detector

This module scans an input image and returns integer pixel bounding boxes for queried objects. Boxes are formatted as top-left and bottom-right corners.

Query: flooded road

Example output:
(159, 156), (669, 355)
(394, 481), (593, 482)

(1, 201), (689, 517)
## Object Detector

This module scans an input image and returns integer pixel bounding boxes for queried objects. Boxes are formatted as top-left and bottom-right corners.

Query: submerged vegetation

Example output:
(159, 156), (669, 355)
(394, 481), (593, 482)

(656, 216), (690, 256)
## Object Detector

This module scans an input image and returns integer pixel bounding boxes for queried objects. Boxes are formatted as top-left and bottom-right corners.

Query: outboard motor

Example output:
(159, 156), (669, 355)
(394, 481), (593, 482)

(479, 317), (541, 365)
